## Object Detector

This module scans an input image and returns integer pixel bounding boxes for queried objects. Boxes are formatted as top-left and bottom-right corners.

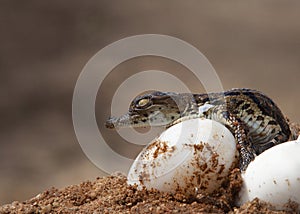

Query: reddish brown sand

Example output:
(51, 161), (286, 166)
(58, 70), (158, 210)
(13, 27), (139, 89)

(0, 171), (291, 214)
(0, 123), (299, 214)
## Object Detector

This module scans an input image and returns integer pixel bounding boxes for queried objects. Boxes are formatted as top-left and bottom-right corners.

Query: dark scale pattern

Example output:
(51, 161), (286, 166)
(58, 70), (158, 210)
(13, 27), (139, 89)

(195, 88), (291, 169)
(240, 89), (291, 138)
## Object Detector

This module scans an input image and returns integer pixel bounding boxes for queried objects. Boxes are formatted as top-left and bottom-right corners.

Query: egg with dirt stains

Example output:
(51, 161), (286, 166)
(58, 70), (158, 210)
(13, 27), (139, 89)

(127, 118), (237, 195)
(237, 136), (300, 212)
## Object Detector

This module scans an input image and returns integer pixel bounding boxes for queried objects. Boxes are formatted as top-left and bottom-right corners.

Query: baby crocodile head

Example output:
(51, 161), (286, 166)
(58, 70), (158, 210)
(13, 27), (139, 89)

(106, 91), (192, 129)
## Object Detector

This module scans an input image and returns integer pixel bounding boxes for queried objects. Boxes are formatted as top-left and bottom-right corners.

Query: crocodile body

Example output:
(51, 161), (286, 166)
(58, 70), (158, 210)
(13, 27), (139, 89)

(106, 88), (292, 171)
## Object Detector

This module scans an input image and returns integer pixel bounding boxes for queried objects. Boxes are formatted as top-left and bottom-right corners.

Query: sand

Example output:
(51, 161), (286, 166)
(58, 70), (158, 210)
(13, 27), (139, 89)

(0, 170), (293, 214)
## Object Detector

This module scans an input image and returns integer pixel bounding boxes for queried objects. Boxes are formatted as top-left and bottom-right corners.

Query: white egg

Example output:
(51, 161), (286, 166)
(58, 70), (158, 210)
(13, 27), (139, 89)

(237, 136), (300, 211)
(127, 118), (237, 195)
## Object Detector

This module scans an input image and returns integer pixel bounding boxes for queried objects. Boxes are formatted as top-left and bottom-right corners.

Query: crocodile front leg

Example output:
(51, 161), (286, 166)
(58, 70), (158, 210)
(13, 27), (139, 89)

(205, 105), (256, 171)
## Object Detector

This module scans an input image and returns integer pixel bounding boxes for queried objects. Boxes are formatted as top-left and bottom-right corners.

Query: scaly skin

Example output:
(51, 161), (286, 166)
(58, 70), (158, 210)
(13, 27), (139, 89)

(106, 88), (292, 171)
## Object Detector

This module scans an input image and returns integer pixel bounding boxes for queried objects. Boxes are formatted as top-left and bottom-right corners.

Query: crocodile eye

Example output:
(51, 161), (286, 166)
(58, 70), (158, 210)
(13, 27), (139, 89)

(137, 98), (150, 107)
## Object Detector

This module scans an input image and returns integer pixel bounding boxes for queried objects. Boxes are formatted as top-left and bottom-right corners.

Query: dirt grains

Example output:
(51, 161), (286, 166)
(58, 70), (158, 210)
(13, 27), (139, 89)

(0, 169), (293, 214)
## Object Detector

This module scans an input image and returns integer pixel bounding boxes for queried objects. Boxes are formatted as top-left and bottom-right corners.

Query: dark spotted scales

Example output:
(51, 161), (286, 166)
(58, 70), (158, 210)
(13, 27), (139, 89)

(106, 88), (292, 171)
(192, 88), (291, 170)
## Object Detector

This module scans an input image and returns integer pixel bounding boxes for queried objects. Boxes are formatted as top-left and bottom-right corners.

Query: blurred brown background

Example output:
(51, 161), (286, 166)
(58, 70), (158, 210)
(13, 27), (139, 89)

(1, 0), (299, 205)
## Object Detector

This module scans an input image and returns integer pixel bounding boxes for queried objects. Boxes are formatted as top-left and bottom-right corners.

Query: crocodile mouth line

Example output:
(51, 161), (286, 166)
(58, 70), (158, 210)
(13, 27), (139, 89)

(105, 112), (150, 129)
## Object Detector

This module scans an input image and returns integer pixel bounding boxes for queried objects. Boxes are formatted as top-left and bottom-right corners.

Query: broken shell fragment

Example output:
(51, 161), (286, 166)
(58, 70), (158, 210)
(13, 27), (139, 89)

(127, 118), (237, 195)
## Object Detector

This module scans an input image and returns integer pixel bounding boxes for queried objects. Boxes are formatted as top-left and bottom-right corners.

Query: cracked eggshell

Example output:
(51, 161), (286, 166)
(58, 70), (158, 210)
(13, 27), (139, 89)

(127, 118), (237, 195)
(237, 137), (300, 211)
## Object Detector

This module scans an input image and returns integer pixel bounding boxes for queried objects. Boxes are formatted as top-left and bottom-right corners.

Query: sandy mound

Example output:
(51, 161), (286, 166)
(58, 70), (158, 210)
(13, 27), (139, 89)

(0, 170), (287, 213)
